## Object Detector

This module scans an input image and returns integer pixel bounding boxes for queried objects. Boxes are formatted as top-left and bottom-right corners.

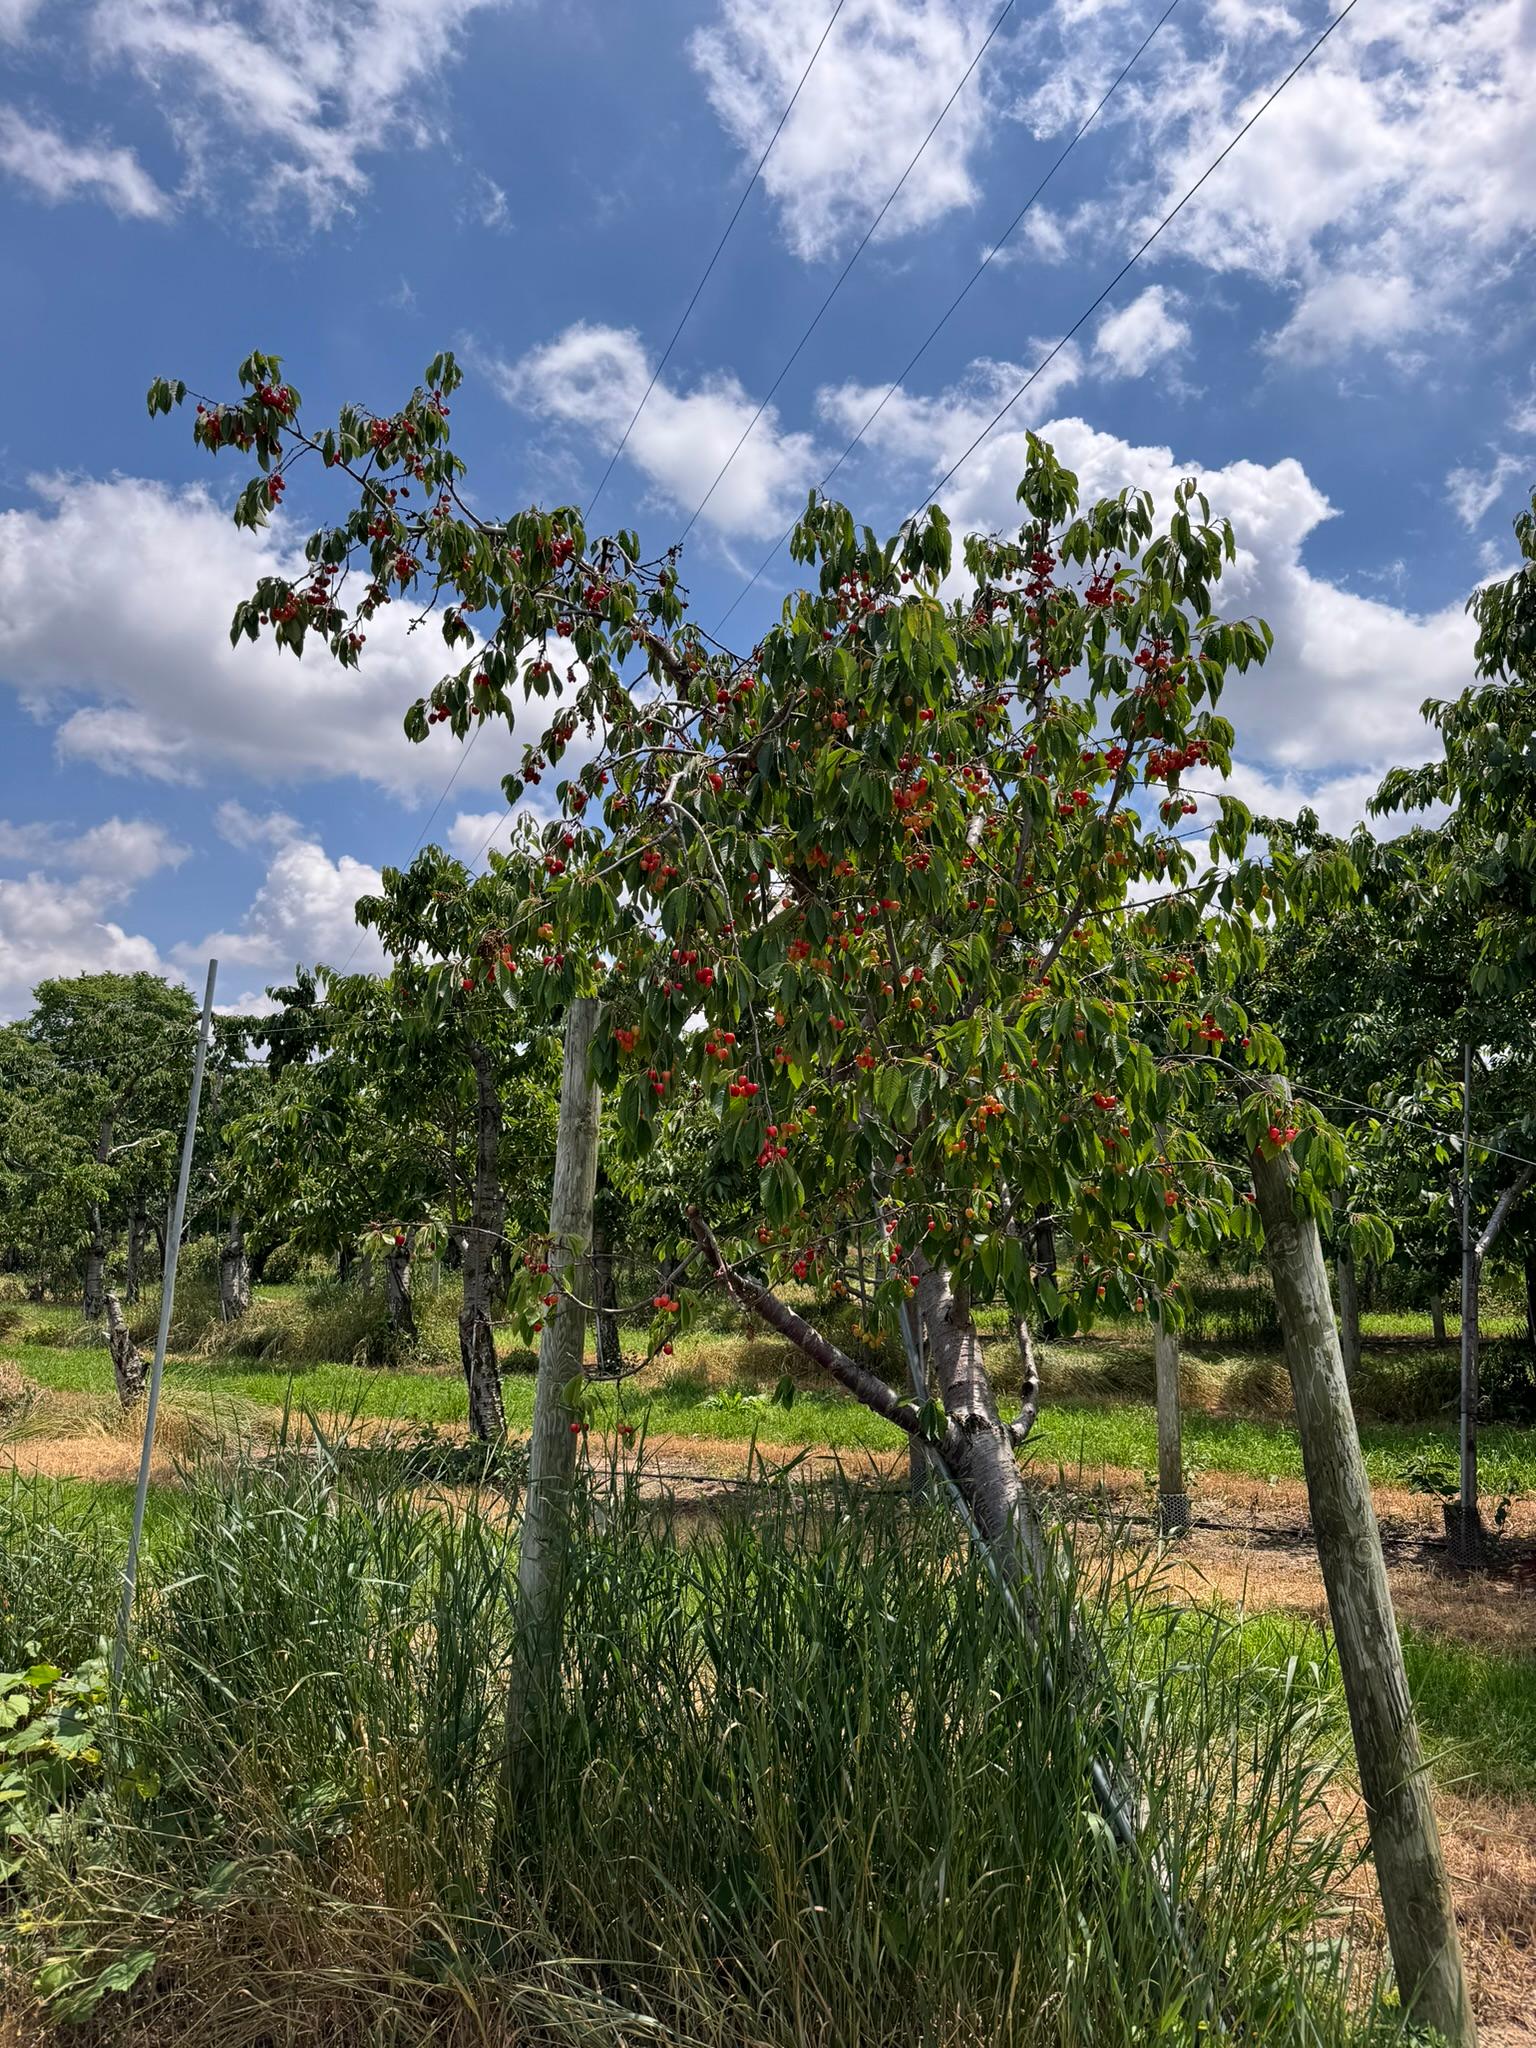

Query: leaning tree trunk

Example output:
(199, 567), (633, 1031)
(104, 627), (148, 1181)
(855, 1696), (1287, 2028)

(385, 1228), (416, 1345)
(124, 1196), (149, 1305)
(690, 1218), (1139, 1849)
(909, 1260), (1051, 1593)
(105, 1290), (146, 1408)
(1252, 1116), (1475, 2045)
(508, 997), (602, 1760)
(460, 1044), (507, 1441)
(219, 1210), (251, 1321)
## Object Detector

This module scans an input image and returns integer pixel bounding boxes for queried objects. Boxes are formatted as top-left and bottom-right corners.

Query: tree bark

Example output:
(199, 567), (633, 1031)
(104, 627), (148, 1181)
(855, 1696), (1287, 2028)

(83, 1211), (108, 1323)
(1429, 1287), (1447, 1345)
(1153, 1317), (1186, 1535)
(1033, 1206), (1060, 1338)
(460, 1044), (507, 1442)
(508, 997), (602, 1756)
(83, 1114), (113, 1321)
(105, 1290), (146, 1408)
(337, 1242), (355, 1285)
(591, 1218), (622, 1378)
(1251, 1120), (1474, 2045)
(385, 1228), (416, 1345)
(124, 1195), (148, 1305)
(910, 1259), (1052, 1593)
(218, 1209), (251, 1321)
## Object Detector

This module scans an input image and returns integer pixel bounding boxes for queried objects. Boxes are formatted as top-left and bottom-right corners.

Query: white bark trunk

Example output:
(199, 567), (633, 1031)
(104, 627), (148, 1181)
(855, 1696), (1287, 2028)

(385, 1228), (416, 1344)
(105, 1290), (146, 1407)
(219, 1209), (251, 1321)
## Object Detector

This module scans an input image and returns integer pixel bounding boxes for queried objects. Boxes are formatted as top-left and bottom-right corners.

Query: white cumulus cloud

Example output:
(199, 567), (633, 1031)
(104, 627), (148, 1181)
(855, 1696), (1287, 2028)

(176, 820), (386, 985)
(0, 106), (171, 217)
(689, 0), (1005, 261)
(0, 474), (529, 799)
(491, 322), (824, 542)
(1009, 0), (1536, 364)
(1093, 287), (1190, 379)
(3, 0), (520, 223)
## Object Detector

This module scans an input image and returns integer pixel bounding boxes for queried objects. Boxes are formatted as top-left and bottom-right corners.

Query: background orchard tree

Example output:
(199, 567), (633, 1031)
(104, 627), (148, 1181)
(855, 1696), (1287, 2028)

(351, 846), (562, 1432)
(1376, 489), (1536, 1558)
(13, 974), (197, 1317)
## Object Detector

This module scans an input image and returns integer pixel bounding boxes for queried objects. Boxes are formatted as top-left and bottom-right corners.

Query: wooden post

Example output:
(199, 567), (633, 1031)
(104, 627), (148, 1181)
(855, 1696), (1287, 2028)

(508, 996), (602, 1755)
(1458, 1044), (1480, 1562)
(1153, 1318), (1187, 1536)
(1251, 1105), (1474, 2045)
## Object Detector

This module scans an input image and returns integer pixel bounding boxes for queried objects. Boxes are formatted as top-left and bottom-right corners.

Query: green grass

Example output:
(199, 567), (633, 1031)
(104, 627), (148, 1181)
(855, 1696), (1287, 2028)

(12, 1302), (1536, 1499)
(1164, 1603), (1536, 1804)
(1028, 1398), (1536, 1494)
(0, 1460), (1396, 2047)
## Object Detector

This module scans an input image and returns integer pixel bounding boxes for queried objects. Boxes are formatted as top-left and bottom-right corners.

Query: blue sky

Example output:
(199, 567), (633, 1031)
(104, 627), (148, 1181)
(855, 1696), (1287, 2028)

(1, 0), (1532, 1012)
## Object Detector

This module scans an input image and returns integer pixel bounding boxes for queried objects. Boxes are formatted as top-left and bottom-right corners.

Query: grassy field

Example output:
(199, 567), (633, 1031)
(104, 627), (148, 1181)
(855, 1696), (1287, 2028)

(3, 1276), (1533, 2042)
(9, 1318), (1536, 1492)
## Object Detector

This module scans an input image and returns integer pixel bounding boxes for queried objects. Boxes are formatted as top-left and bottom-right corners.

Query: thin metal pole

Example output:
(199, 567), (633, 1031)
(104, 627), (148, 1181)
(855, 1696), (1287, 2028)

(111, 959), (218, 1690)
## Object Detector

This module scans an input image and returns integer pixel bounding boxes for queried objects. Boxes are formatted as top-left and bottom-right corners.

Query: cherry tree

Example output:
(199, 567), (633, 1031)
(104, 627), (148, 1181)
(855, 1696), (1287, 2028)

(149, 357), (1473, 2037)
(147, 351), (1330, 1567)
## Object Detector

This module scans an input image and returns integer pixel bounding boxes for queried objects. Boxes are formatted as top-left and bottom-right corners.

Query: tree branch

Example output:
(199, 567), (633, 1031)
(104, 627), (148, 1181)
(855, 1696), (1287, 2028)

(1477, 1164), (1536, 1261)
(687, 1209), (918, 1435)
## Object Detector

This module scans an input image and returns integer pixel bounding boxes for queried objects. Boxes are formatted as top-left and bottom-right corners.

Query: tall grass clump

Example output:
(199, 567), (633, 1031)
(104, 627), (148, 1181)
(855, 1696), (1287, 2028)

(2, 1455), (1396, 2046)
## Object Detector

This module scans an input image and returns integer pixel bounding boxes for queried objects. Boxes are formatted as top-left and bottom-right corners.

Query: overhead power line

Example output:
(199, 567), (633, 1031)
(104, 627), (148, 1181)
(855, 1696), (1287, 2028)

(907, 0), (1362, 520)
(584, 0), (851, 524)
(716, 0), (1184, 632)
(330, 0), (849, 962)
(672, 0), (1023, 551)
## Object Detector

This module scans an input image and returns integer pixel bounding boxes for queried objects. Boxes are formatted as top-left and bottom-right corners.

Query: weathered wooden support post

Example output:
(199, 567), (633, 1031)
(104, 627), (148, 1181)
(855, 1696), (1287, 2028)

(507, 995), (602, 1756)
(1153, 1316), (1187, 1536)
(1251, 1091), (1474, 2045)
